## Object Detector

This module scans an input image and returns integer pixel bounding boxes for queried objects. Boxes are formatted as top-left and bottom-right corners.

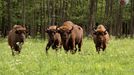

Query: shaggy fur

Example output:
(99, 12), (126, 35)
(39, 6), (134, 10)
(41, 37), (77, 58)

(8, 25), (26, 56)
(93, 24), (109, 54)
(57, 21), (83, 53)
(45, 25), (62, 54)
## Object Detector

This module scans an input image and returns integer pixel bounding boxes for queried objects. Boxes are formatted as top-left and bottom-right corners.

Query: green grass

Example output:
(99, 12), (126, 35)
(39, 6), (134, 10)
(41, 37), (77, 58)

(0, 38), (134, 75)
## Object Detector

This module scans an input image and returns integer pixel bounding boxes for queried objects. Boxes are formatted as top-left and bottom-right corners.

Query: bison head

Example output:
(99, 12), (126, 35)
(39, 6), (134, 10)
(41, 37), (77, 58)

(45, 26), (57, 40)
(57, 21), (74, 39)
(14, 25), (26, 33)
(57, 26), (73, 40)
(93, 29), (107, 43)
(14, 25), (26, 42)
(57, 25), (73, 50)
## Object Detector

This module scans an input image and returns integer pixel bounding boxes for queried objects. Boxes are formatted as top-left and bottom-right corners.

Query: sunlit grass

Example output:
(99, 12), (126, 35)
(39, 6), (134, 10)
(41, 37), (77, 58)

(0, 38), (134, 75)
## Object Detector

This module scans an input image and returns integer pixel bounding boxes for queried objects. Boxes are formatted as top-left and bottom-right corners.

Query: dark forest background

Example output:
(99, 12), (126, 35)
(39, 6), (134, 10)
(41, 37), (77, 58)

(0, 0), (134, 38)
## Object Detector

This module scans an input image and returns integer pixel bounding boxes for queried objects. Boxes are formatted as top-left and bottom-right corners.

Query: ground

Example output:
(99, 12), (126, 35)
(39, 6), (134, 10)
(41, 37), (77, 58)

(0, 37), (134, 75)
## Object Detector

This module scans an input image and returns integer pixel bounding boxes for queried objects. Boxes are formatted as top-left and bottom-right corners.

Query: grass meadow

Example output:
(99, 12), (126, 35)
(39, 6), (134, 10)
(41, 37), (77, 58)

(0, 37), (134, 75)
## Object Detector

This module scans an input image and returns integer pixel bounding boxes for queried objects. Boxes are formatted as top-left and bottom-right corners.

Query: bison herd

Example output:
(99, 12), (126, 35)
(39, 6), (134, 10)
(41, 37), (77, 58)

(8, 21), (109, 56)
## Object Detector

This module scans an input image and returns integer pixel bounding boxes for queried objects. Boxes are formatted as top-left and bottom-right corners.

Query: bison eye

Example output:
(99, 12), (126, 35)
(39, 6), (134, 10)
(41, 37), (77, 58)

(51, 31), (56, 34)
(15, 30), (21, 34)
(67, 30), (72, 34)
(103, 31), (107, 35)
(57, 30), (63, 34)
(93, 32), (97, 35)
(45, 30), (50, 33)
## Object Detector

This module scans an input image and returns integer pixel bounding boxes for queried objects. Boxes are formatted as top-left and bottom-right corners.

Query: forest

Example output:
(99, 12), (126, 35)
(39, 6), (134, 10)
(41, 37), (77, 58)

(0, 0), (134, 75)
(0, 0), (133, 38)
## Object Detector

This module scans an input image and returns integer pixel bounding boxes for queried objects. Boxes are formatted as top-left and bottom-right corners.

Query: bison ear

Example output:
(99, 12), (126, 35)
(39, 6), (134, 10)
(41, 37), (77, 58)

(45, 30), (48, 33)
(93, 32), (97, 35)
(103, 30), (107, 35)
(93, 28), (97, 35)
(53, 31), (56, 34)
(45, 28), (49, 33)
(56, 28), (61, 33)
(15, 30), (20, 34)
(68, 26), (73, 34)
(25, 30), (28, 33)
(92, 26), (97, 31)
(68, 30), (72, 34)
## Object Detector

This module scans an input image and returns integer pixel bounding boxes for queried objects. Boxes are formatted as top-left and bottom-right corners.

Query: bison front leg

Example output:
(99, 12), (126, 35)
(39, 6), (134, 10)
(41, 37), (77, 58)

(14, 45), (21, 55)
(46, 41), (52, 54)
(10, 46), (15, 56)
(16, 42), (22, 54)
(71, 40), (76, 54)
(102, 43), (106, 51)
(96, 47), (100, 54)
(78, 40), (82, 52)
(11, 48), (15, 56)
(96, 45), (100, 54)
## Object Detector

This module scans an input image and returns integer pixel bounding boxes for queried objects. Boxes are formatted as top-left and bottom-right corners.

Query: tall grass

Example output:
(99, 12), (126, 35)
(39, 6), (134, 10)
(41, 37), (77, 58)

(0, 38), (134, 75)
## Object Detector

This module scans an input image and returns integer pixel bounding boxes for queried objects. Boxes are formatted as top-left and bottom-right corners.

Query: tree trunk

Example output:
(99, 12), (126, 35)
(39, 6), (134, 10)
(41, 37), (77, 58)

(115, 4), (123, 38)
(22, 0), (26, 25)
(130, 0), (134, 37)
(88, 0), (97, 36)
(2, 0), (11, 37)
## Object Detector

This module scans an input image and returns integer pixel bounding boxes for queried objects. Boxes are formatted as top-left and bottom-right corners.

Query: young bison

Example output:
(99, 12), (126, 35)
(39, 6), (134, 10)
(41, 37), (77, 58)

(8, 25), (26, 56)
(45, 25), (62, 54)
(57, 21), (83, 53)
(93, 24), (109, 54)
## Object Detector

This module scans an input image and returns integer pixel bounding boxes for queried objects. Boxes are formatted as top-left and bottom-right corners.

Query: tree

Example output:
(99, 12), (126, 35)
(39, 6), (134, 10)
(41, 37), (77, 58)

(88, 0), (97, 35)
(130, 0), (134, 37)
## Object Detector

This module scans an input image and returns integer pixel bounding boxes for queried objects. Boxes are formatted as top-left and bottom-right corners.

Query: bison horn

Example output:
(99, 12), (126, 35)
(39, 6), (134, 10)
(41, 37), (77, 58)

(57, 28), (60, 30)
(45, 28), (49, 32)
(104, 30), (107, 35)
(68, 26), (74, 33)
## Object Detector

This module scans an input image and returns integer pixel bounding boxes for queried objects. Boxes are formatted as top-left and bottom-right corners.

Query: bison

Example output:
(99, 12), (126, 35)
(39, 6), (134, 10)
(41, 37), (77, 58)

(93, 24), (109, 54)
(8, 25), (26, 56)
(45, 25), (62, 54)
(57, 21), (83, 53)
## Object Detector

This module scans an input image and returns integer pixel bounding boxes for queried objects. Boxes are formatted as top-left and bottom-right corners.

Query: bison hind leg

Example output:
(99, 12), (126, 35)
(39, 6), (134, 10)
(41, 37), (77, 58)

(10, 46), (15, 56)
(102, 44), (106, 51)
(11, 49), (15, 56)
(75, 47), (77, 52)
(64, 49), (69, 54)
(70, 50), (76, 54)
(14, 46), (21, 55)
(11, 46), (20, 56)
(102, 48), (105, 51)
(78, 42), (82, 52)
(96, 47), (100, 54)
(52, 44), (57, 50)
(45, 41), (53, 54)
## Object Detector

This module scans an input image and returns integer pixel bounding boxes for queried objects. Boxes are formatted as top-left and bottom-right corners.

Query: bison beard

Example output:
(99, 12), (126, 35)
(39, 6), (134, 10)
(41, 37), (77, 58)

(8, 25), (26, 56)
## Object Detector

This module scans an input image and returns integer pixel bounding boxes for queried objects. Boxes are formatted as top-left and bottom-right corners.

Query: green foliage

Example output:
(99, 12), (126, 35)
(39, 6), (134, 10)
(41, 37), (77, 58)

(0, 0), (133, 37)
(0, 0), (132, 25)
(96, 0), (105, 23)
(67, 0), (89, 25)
(0, 38), (134, 75)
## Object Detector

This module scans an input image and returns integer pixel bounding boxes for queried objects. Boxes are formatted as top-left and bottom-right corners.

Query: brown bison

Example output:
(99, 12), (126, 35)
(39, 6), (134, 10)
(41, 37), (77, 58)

(57, 21), (83, 53)
(45, 25), (62, 54)
(8, 25), (26, 56)
(93, 24), (109, 54)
